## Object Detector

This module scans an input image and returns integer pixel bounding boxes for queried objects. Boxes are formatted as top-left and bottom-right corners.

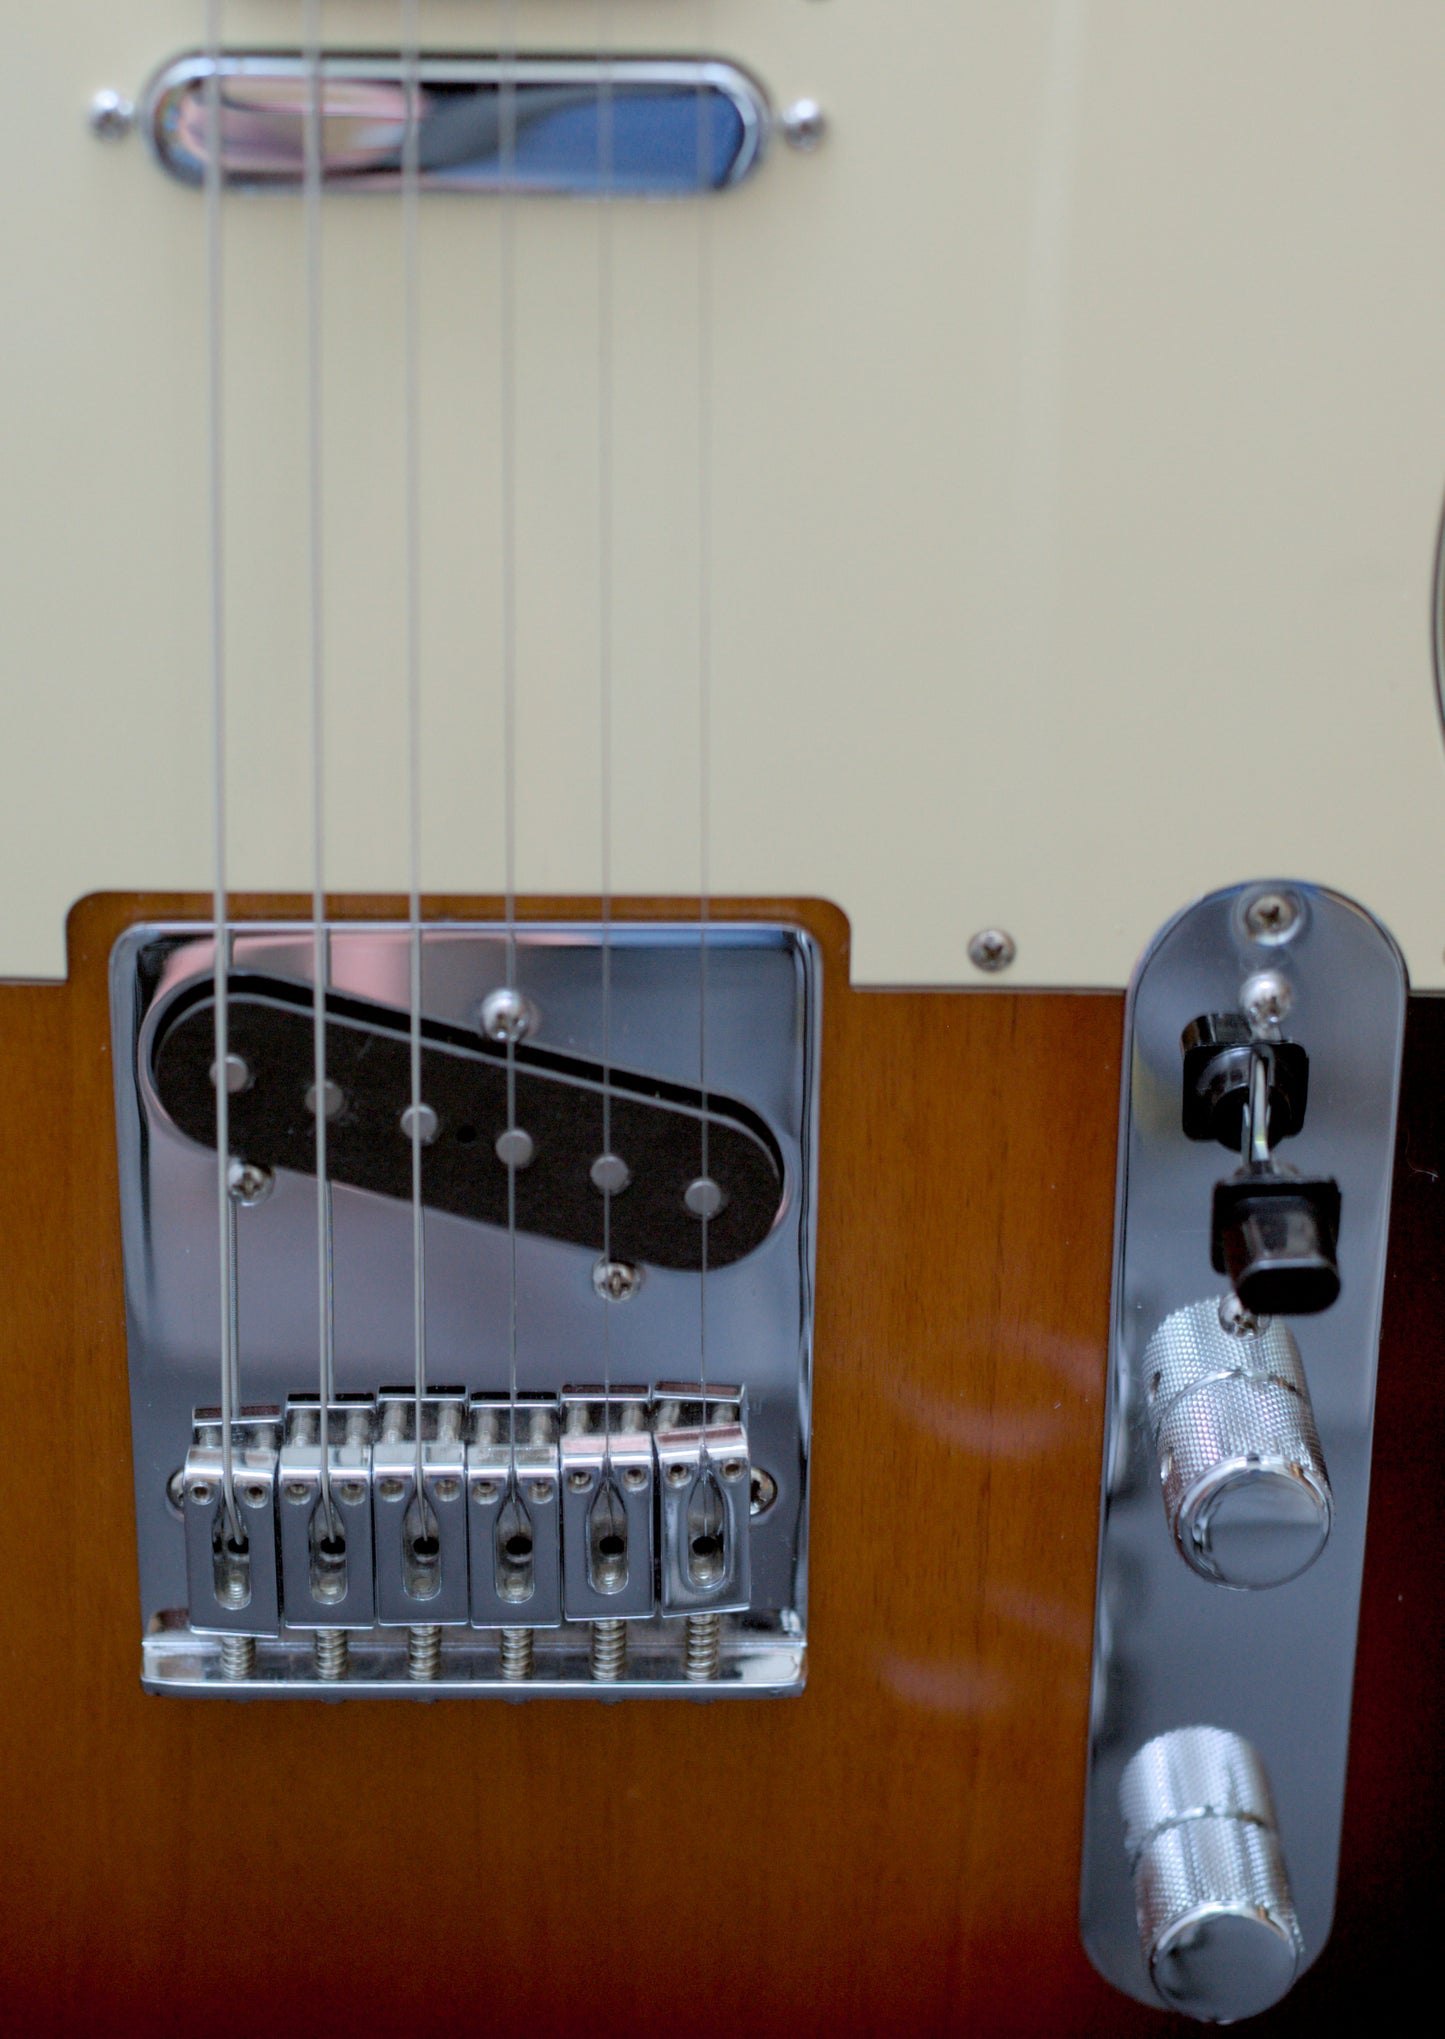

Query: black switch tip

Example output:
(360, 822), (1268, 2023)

(1211, 1174), (1342, 1316)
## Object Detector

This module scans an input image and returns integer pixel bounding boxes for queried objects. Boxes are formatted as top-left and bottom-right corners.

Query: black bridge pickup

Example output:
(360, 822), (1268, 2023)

(151, 975), (784, 1272)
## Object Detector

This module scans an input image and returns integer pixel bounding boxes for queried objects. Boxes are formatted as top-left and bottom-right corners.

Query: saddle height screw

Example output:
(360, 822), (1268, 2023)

(684, 1612), (722, 1683)
(313, 1629), (349, 1681)
(590, 1619), (627, 1682)
(219, 1634), (256, 1682)
(89, 90), (136, 141)
(500, 1627), (535, 1681)
(968, 928), (1017, 974)
(407, 1625), (443, 1682)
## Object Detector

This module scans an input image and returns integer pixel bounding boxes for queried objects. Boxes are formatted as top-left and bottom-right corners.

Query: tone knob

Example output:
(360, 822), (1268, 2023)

(1143, 1298), (1332, 1588)
(1120, 1727), (1303, 2022)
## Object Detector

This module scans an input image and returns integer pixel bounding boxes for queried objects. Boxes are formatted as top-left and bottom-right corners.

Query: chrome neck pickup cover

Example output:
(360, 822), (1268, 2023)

(143, 52), (772, 197)
(114, 923), (819, 1697)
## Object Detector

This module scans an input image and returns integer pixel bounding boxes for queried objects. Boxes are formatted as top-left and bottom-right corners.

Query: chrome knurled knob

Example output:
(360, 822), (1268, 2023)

(1120, 1727), (1303, 2023)
(1143, 1298), (1332, 1589)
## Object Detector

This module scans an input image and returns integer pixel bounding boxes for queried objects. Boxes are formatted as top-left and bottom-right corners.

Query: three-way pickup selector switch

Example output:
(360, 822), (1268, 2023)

(1144, 1298), (1332, 1588)
(1120, 1727), (1303, 2023)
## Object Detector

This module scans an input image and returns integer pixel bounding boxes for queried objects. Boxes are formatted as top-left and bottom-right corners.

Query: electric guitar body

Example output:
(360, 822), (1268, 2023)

(5, 7), (1445, 2033)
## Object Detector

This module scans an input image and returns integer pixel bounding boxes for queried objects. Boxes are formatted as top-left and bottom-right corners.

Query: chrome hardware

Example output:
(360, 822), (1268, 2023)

(143, 53), (770, 197)
(88, 89), (136, 142)
(559, 1392), (656, 1623)
(1121, 1728), (1302, 2023)
(1082, 882), (1406, 2013)
(116, 920), (818, 1697)
(373, 1394), (469, 1631)
(967, 927), (1017, 973)
(276, 1398), (375, 1630)
(182, 1409), (281, 1641)
(653, 1386), (751, 1617)
(467, 1397), (563, 1631)
(1145, 1301), (1332, 1589)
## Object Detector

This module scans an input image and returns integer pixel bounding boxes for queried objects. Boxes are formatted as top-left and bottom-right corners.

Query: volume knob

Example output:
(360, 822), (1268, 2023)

(1143, 1298), (1332, 1589)
(1120, 1727), (1303, 2022)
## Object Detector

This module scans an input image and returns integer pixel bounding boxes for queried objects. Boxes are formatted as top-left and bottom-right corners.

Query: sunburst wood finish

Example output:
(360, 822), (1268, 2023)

(0, 894), (1438, 2034)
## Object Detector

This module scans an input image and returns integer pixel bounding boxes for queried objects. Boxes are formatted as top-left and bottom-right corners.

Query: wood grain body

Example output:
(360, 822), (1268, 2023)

(0, 895), (1437, 2036)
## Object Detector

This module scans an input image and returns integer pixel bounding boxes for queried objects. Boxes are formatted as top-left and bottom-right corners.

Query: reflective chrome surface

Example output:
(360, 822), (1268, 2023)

(1122, 1727), (1302, 2023)
(1081, 882), (1406, 2010)
(1145, 1300), (1331, 1590)
(114, 922), (818, 1697)
(144, 52), (770, 195)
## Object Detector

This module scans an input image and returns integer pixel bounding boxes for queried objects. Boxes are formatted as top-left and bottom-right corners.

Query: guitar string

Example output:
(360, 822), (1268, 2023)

(303, 0), (338, 1540)
(500, 3), (521, 1496)
(697, 3), (715, 1460)
(205, 0), (241, 1548)
(598, 2), (616, 1483)
(402, 0), (428, 1541)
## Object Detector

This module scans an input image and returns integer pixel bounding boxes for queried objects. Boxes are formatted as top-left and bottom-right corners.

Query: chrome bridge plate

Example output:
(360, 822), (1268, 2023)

(112, 922), (819, 1698)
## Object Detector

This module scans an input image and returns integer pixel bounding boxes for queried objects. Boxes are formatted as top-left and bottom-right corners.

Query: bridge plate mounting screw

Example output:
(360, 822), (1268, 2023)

(228, 1160), (275, 1207)
(89, 90), (136, 141)
(968, 928), (1017, 974)
(480, 986), (538, 1043)
(593, 1259), (642, 1304)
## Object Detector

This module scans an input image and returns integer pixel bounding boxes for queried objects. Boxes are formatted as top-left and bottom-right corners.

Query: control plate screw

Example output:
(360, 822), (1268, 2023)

(1241, 972), (1293, 1029)
(1243, 889), (1302, 945)
(968, 928), (1017, 974)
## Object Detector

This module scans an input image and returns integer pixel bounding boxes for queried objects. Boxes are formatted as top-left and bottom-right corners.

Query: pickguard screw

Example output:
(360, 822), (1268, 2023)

(1241, 972), (1293, 1029)
(1243, 890), (1302, 944)
(480, 986), (538, 1043)
(622, 1466), (648, 1492)
(227, 1159), (274, 1207)
(968, 928), (1017, 974)
(593, 1259), (642, 1303)
(781, 99), (827, 151)
(750, 1468), (778, 1517)
(89, 90), (136, 141)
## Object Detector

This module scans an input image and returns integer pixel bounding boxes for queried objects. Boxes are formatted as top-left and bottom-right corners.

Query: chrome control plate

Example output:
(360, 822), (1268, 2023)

(1081, 883), (1406, 2013)
(113, 922), (818, 1697)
